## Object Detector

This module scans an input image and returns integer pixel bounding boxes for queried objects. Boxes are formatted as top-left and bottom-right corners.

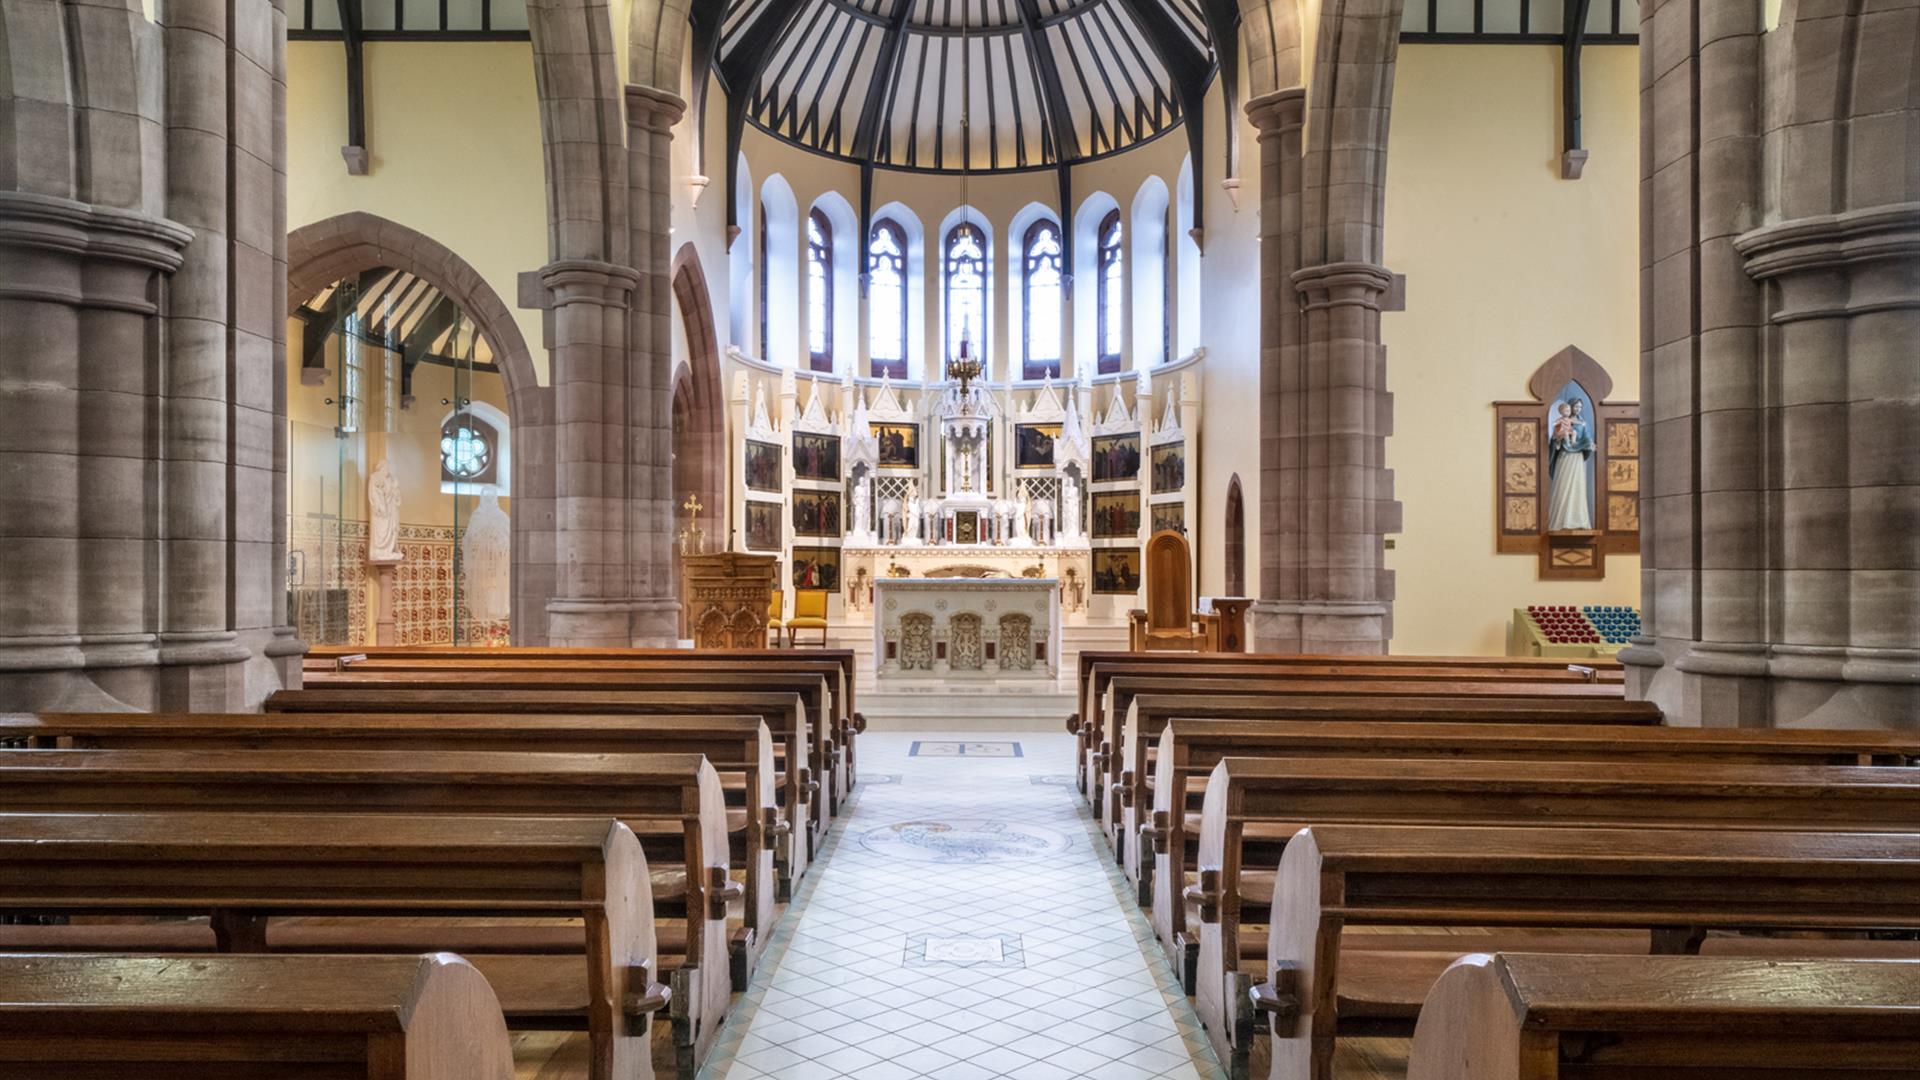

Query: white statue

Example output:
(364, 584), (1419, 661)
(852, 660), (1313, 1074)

(1013, 481), (1033, 545)
(367, 458), (402, 562)
(852, 476), (872, 538)
(461, 486), (512, 622)
(1061, 474), (1083, 538)
(904, 479), (922, 543)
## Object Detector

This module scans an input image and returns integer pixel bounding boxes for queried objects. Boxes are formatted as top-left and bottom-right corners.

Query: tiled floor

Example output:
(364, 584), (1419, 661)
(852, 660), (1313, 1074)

(699, 732), (1227, 1080)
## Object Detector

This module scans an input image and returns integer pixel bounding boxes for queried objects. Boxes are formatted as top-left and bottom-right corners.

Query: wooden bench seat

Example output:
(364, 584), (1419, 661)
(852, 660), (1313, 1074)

(1068, 651), (1624, 793)
(303, 645), (862, 785)
(292, 668), (836, 813)
(1408, 953), (1920, 1080)
(263, 687), (820, 884)
(1088, 674), (1639, 837)
(1126, 714), (1920, 897)
(1256, 826), (1920, 1080)
(1183, 756), (1920, 1080)
(5, 710), (786, 984)
(309, 650), (864, 799)
(0, 748), (730, 1075)
(0, 952), (515, 1079)
(0, 813), (667, 1080)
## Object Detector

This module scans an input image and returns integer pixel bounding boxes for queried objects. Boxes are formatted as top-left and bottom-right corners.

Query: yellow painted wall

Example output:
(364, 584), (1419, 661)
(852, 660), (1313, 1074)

(286, 41), (550, 384)
(1380, 45), (1642, 655)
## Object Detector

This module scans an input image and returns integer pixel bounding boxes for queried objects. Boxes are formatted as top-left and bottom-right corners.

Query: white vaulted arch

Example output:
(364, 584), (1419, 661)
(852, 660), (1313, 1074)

(1175, 155), (1201, 358)
(1072, 191), (1122, 374)
(759, 173), (800, 367)
(729, 153), (754, 351)
(869, 200), (926, 380)
(1130, 176), (1170, 368)
(809, 190), (860, 376)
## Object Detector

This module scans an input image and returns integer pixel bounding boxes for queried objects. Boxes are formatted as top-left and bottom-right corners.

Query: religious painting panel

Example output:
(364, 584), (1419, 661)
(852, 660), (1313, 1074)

(1015, 423), (1060, 469)
(793, 432), (841, 482)
(1092, 548), (1141, 594)
(1091, 491), (1141, 539)
(791, 546), (841, 591)
(1150, 442), (1184, 494)
(744, 500), (781, 551)
(1091, 434), (1140, 482)
(792, 490), (842, 538)
(745, 440), (782, 492)
(1150, 502), (1184, 535)
(873, 422), (920, 469)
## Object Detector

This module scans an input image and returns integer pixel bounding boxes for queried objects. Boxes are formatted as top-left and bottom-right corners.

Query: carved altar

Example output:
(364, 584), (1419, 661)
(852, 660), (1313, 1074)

(681, 552), (779, 648)
(841, 546), (1091, 624)
(873, 578), (1062, 680)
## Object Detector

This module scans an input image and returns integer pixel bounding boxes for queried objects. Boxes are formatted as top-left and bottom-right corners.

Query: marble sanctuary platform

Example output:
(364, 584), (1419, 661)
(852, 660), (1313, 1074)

(873, 577), (1062, 680)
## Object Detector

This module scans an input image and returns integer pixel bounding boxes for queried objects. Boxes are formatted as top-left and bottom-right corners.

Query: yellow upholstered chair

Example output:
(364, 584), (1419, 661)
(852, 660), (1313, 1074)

(767, 587), (784, 648)
(1128, 530), (1218, 652)
(785, 589), (830, 648)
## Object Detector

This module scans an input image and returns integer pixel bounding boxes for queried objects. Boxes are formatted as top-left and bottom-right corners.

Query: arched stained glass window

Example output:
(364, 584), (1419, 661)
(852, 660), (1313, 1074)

(868, 219), (908, 379)
(944, 222), (986, 370)
(806, 209), (834, 371)
(1022, 219), (1063, 380)
(1097, 209), (1123, 374)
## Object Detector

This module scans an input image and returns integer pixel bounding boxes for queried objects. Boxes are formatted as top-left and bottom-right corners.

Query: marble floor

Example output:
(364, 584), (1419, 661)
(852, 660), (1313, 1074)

(697, 731), (1228, 1080)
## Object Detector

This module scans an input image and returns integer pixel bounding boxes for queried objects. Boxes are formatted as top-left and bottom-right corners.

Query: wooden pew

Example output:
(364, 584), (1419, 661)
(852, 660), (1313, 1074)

(0, 813), (666, 1080)
(1259, 825), (1920, 1080)
(1408, 953), (1920, 1080)
(2, 710), (784, 985)
(1077, 661), (1630, 810)
(0, 749), (730, 1075)
(1067, 651), (1621, 772)
(1186, 756), (1920, 1079)
(266, 687), (820, 884)
(1122, 708), (1916, 893)
(0, 952), (516, 1079)
(288, 667), (839, 831)
(305, 645), (865, 793)
(1089, 674), (1636, 835)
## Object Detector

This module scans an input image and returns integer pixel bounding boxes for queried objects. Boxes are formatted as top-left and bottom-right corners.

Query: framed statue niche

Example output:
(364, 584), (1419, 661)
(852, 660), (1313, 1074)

(1494, 346), (1640, 580)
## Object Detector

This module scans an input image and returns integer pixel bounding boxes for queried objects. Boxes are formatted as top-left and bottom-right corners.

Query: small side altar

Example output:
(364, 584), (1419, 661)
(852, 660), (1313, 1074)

(874, 577), (1061, 680)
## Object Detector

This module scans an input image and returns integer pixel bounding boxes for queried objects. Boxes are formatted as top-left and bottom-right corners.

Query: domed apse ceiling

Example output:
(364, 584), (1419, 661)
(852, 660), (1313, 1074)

(714, 0), (1231, 174)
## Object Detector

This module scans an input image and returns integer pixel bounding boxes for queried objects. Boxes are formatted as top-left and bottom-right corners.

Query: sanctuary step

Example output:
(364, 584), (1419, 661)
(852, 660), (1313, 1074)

(819, 621), (1126, 730)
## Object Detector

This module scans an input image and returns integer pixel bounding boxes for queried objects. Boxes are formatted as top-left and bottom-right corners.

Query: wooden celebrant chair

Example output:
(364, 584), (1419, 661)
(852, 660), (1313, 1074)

(1127, 530), (1218, 652)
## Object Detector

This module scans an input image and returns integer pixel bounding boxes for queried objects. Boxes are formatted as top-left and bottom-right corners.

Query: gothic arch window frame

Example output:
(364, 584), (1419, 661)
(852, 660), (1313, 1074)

(868, 217), (909, 380)
(438, 400), (512, 496)
(1021, 217), (1065, 380)
(944, 221), (988, 370)
(806, 207), (835, 372)
(1097, 208), (1124, 374)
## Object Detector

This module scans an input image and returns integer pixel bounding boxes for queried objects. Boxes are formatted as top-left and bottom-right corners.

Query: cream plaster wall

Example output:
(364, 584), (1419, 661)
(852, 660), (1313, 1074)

(1380, 44), (1642, 656)
(286, 41), (550, 384)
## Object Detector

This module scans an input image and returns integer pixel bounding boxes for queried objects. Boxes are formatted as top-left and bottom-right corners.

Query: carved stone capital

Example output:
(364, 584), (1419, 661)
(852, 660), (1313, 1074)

(1245, 88), (1305, 135)
(624, 84), (688, 133)
(1290, 260), (1395, 309)
(0, 192), (194, 312)
(1735, 202), (1920, 282)
(538, 259), (640, 308)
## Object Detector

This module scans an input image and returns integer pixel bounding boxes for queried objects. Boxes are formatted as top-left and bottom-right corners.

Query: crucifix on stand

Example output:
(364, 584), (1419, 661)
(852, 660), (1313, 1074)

(678, 493), (707, 556)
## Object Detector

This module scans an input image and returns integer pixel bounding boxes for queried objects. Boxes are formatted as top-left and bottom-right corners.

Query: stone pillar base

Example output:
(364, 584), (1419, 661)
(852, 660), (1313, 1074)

(1250, 600), (1391, 656)
(1625, 636), (1920, 729)
(547, 597), (684, 649)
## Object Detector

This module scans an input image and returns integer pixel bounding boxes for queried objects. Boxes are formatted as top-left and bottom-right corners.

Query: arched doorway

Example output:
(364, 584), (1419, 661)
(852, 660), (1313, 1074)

(1225, 474), (1246, 598)
(670, 243), (727, 637)
(284, 213), (543, 646)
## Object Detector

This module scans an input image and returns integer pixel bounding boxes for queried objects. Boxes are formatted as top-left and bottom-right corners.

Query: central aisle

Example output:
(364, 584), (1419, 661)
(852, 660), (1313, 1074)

(699, 732), (1226, 1080)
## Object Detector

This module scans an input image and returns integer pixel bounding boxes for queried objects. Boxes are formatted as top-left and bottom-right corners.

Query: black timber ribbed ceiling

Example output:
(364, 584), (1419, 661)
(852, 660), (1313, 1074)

(716, 0), (1223, 174)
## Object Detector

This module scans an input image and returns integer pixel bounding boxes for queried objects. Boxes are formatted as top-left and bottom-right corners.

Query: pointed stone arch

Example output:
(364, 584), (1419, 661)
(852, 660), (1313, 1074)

(670, 242), (726, 634)
(285, 212), (555, 646)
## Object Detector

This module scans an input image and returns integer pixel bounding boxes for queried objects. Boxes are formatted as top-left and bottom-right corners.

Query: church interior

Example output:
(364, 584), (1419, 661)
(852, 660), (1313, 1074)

(0, 0), (1917, 1075)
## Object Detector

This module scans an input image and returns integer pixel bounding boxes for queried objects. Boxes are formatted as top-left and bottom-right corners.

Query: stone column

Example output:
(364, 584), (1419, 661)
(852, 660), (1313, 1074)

(624, 84), (688, 645)
(541, 259), (642, 647)
(1626, 0), (1920, 727)
(1248, 89), (1401, 655)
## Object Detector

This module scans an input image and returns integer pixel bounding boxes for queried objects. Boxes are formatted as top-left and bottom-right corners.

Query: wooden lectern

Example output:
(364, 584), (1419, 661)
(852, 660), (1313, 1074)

(681, 552), (780, 649)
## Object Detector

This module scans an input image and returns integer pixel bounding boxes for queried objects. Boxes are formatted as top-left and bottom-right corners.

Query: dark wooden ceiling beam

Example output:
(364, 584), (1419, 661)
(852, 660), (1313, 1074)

(335, 0), (368, 174)
(1113, 0), (1214, 225)
(721, 0), (811, 235)
(1011, 0), (1083, 164)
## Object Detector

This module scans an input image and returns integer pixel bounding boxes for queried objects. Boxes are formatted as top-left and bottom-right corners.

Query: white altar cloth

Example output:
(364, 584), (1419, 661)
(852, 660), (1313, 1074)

(873, 578), (1061, 680)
